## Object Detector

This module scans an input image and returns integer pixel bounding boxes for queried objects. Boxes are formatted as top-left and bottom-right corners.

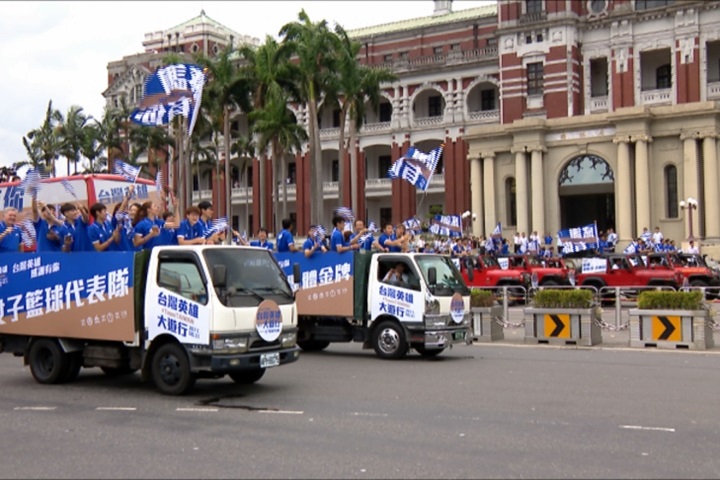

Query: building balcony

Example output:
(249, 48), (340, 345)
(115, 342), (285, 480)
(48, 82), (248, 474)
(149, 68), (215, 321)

(192, 189), (213, 202)
(319, 127), (340, 139)
(360, 121), (392, 134)
(588, 96), (609, 113)
(366, 47), (498, 73)
(230, 186), (253, 202)
(640, 88), (672, 106)
(518, 12), (547, 24)
(468, 109), (500, 123)
(707, 81), (720, 100)
(414, 115), (444, 127)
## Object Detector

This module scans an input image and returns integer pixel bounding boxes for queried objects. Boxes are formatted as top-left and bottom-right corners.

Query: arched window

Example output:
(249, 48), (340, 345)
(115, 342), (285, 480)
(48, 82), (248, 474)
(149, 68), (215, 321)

(665, 165), (678, 218)
(506, 177), (517, 227)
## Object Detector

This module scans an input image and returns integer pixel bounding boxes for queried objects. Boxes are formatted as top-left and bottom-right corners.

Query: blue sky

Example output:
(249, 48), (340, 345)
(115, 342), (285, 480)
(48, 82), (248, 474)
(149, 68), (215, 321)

(0, 0), (493, 173)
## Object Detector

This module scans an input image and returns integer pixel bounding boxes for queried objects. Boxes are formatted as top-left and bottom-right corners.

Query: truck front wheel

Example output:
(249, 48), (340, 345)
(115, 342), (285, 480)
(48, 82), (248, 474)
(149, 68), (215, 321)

(229, 369), (266, 384)
(151, 343), (196, 395)
(28, 339), (70, 384)
(372, 321), (408, 360)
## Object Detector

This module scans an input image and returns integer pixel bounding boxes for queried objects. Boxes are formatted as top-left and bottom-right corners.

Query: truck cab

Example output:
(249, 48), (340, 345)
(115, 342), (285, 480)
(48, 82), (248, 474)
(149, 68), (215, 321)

(277, 251), (472, 360)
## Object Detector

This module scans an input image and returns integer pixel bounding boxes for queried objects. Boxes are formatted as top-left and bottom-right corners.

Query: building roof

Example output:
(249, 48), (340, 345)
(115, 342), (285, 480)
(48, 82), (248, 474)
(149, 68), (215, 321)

(164, 9), (234, 35)
(347, 4), (497, 38)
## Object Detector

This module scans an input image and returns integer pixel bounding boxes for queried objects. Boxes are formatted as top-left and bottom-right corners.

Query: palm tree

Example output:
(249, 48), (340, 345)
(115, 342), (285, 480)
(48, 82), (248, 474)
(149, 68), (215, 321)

(197, 45), (253, 224)
(334, 25), (397, 213)
(96, 106), (124, 165)
(250, 84), (308, 233)
(239, 35), (300, 230)
(231, 134), (256, 233)
(23, 100), (63, 176)
(80, 123), (105, 173)
(58, 105), (89, 175)
(280, 9), (339, 225)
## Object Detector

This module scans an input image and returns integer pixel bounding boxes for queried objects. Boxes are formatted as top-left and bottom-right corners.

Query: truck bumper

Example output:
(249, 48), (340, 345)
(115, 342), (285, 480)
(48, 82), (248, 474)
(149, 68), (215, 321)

(407, 326), (473, 348)
(207, 346), (300, 373)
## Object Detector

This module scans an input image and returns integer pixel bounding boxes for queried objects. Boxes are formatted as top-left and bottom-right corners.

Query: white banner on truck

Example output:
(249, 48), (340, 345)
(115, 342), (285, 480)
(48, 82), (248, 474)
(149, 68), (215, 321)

(146, 284), (211, 345)
(370, 282), (424, 323)
(581, 257), (607, 274)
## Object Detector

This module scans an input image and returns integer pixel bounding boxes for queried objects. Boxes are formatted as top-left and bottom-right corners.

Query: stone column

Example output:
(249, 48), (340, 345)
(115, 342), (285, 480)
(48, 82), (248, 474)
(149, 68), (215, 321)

(613, 136), (633, 243)
(513, 148), (529, 234)
(634, 135), (651, 235)
(470, 156), (483, 237)
(702, 133), (719, 239)
(482, 153), (496, 236)
(682, 132), (699, 204)
(530, 146), (546, 235)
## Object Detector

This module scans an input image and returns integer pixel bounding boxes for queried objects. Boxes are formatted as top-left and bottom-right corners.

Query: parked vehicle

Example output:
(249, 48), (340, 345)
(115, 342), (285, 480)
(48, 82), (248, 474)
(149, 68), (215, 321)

(275, 251), (472, 359)
(0, 247), (300, 395)
(498, 254), (572, 286)
(646, 252), (720, 289)
(458, 255), (529, 304)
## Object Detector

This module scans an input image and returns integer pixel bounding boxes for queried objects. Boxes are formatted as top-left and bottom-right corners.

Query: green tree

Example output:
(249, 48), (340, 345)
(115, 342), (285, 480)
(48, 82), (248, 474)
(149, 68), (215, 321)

(58, 105), (90, 175)
(23, 100), (63, 176)
(250, 84), (308, 233)
(280, 9), (339, 225)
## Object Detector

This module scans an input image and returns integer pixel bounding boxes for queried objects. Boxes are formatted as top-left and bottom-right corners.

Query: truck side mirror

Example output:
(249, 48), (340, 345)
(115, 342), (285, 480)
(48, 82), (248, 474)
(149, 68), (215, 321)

(212, 264), (227, 289)
(428, 267), (437, 286)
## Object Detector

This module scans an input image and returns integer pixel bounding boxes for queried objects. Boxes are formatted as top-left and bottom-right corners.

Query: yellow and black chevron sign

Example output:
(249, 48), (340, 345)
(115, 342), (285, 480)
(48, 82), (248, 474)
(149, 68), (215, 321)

(651, 315), (681, 342)
(544, 313), (570, 338)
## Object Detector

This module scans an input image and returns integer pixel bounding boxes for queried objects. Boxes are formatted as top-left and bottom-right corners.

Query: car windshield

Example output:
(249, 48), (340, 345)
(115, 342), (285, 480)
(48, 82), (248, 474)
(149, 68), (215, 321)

(481, 256), (499, 268)
(416, 255), (470, 296)
(203, 248), (294, 306)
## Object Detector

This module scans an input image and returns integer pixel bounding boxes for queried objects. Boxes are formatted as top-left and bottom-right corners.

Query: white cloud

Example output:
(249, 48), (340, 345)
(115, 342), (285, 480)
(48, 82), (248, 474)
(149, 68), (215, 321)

(0, 0), (493, 169)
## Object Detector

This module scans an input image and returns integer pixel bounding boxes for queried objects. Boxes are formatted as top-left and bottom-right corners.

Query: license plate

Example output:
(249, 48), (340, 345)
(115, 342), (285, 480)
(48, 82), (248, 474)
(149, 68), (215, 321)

(260, 352), (280, 368)
(453, 331), (465, 341)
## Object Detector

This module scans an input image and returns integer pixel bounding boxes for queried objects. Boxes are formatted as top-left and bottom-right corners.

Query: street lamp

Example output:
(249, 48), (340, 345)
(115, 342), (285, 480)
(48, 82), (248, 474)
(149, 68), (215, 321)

(679, 197), (699, 241)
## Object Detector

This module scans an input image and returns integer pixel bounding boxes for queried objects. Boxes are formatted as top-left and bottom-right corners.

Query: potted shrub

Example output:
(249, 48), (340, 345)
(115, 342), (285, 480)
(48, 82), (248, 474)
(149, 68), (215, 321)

(629, 290), (713, 350)
(470, 289), (504, 342)
(524, 288), (602, 346)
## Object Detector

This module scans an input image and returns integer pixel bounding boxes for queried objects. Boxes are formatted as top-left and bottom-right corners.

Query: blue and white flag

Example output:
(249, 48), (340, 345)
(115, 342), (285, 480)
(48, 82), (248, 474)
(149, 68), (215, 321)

(131, 63), (207, 136)
(19, 217), (36, 248)
(333, 206), (354, 232)
(241, 230), (248, 242)
(429, 214), (462, 238)
(358, 221), (377, 245)
(155, 169), (164, 194)
(19, 168), (42, 197)
(310, 225), (327, 243)
(402, 216), (422, 234)
(205, 216), (228, 238)
(387, 144), (443, 191)
(491, 222), (502, 239)
(624, 241), (639, 254)
(113, 160), (141, 183)
(60, 178), (77, 199)
(558, 223), (599, 253)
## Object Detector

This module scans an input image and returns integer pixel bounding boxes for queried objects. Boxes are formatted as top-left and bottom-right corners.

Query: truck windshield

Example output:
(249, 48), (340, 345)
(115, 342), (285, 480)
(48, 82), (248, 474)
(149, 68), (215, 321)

(203, 248), (294, 306)
(416, 255), (470, 296)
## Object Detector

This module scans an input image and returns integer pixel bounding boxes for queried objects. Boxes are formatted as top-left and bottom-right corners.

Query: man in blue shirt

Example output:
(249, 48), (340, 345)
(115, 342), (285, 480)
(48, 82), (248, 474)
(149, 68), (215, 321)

(177, 206), (206, 245)
(32, 199), (63, 252)
(276, 218), (298, 252)
(197, 200), (222, 244)
(249, 228), (274, 250)
(57, 203), (92, 253)
(329, 216), (359, 253)
(88, 203), (121, 251)
(303, 225), (327, 258)
(350, 219), (376, 251)
(0, 207), (22, 253)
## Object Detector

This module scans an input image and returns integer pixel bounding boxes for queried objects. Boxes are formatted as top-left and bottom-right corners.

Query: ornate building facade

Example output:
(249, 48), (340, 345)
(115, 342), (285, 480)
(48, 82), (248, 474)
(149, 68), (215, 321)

(104, 1), (720, 251)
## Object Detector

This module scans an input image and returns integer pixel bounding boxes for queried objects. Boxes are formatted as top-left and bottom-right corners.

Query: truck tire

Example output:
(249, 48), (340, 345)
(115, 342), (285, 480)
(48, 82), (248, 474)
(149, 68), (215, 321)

(61, 352), (83, 383)
(372, 321), (408, 360)
(415, 346), (444, 357)
(28, 339), (70, 384)
(297, 339), (331, 352)
(229, 368), (266, 384)
(151, 343), (196, 395)
(101, 366), (138, 377)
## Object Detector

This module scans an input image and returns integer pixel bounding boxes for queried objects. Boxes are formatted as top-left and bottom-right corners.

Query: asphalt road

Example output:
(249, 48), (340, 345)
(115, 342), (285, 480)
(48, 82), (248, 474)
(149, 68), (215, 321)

(0, 342), (719, 479)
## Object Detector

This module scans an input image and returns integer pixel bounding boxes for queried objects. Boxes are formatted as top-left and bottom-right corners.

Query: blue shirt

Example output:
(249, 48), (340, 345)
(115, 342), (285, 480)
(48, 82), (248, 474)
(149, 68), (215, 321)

(160, 225), (178, 246)
(276, 229), (294, 252)
(250, 240), (274, 250)
(134, 218), (164, 251)
(350, 232), (373, 250)
(177, 219), (205, 242)
(0, 222), (22, 252)
(329, 228), (348, 252)
(34, 218), (61, 252)
(88, 219), (119, 251)
(379, 233), (401, 252)
(57, 218), (91, 253)
(111, 214), (135, 252)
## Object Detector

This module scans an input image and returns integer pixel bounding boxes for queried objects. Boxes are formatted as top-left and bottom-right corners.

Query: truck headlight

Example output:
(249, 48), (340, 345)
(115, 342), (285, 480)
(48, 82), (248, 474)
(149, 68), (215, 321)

(281, 332), (297, 347)
(212, 337), (248, 353)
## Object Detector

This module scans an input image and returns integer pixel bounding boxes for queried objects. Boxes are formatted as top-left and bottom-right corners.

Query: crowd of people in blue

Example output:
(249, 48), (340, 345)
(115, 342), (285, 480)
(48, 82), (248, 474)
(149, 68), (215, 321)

(0, 185), (697, 258)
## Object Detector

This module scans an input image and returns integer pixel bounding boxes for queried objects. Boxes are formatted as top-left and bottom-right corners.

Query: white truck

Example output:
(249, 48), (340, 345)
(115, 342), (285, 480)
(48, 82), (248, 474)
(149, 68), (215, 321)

(0, 246), (300, 395)
(275, 251), (473, 359)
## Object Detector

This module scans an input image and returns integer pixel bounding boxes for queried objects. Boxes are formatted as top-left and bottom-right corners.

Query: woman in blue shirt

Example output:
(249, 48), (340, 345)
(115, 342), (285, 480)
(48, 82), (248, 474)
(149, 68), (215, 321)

(88, 203), (120, 251)
(176, 206), (206, 245)
(132, 201), (164, 250)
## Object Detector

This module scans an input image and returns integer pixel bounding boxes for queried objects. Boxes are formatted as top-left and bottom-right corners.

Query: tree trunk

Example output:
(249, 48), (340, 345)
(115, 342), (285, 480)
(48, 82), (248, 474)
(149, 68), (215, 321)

(349, 115), (358, 216)
(308, 99), (323, 225)
(281, 152), (288, 224)
(259, 152), (266, 232)
(272, 140), (280, 235)
(337, 103), (349, 209)
(224, 105), (232, 244)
